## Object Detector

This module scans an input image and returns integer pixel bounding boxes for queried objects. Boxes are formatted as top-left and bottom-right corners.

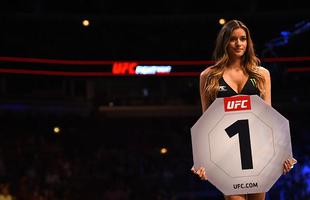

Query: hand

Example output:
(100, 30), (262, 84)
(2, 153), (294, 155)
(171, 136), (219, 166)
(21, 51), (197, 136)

(283, 157), (297, 175)
(191, 166), (208, 180)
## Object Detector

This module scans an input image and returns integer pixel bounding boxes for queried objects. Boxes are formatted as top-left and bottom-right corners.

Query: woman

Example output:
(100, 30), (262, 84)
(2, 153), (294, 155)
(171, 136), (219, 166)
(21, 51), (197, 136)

(191, 19), (297, 200)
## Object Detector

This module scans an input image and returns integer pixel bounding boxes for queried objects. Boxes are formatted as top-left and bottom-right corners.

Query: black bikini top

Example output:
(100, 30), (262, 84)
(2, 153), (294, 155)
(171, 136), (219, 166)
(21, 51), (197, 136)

(217, 77), (260, 98)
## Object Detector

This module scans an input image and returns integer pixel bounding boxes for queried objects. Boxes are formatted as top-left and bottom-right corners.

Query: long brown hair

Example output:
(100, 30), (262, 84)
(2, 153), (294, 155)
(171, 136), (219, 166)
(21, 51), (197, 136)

(204, 20), (265, 103)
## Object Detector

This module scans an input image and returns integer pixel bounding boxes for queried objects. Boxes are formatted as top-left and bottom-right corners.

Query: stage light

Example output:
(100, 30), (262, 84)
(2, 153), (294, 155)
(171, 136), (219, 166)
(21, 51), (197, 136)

(82, 19), (90, 27)
(280, 31), (290, 37)
(160, 147), (168, 154)
(219, 18), (226, 25)
(53, 126), (61, 134)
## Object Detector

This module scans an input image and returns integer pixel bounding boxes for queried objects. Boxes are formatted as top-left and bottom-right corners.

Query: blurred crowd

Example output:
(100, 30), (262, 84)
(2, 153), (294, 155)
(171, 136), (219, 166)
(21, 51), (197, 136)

(0, 115), (309, 200)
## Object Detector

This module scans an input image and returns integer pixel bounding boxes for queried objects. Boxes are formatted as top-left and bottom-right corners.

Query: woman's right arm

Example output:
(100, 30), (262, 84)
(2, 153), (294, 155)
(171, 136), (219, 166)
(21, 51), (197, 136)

(191, 67), (212, 180)
(199, 68), (212, 113)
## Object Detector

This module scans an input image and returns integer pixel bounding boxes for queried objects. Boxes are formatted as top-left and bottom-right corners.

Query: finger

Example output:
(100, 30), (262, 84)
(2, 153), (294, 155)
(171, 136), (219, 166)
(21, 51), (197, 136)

(200, 171), (207, 180)
(288, 159), (294, 166)
(291, 158), (297, 164)
(288, 161), (294, 169)
(286, 161), (292, 170)
(286, 157), (297, 166)
(196, 169), (200, 175)
(283, 162), (290, 174)
(197, 167), (207, 179)
(199, 169), (205, 177)
(287, 158), (296, 171)
(191, 167), (196, 172)
(285, 160), (290, 168)
(195, 167), (203, 173)
(191, 168), (200, 176)
(202, 171), (207, 180)
(201, 169), (207, 180)
(200, 169), (206, 177)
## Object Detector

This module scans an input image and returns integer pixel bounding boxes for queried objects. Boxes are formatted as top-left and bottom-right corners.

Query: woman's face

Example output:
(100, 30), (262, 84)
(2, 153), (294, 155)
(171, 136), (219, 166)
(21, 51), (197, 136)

(227, 27), (247, 59)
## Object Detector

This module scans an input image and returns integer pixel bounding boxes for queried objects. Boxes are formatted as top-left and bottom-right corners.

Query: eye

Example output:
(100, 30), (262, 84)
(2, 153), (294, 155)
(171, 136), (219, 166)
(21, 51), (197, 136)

(230, 37), (237, 42)
(240, 37), (247, 41)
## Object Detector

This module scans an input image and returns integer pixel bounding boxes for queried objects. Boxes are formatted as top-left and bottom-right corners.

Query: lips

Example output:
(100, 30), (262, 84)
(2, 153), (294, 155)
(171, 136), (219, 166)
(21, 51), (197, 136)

(234, 49), (244, 52)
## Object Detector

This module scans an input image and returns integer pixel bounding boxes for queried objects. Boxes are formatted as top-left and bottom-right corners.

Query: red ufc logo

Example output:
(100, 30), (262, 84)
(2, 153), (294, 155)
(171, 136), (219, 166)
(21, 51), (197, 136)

(224, 96), (251, 112)
(112, 62), (138, 75)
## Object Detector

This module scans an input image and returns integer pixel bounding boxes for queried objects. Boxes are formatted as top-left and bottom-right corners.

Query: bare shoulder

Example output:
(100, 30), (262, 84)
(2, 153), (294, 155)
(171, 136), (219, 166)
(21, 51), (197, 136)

(200, 66), (214, 79)
(257, 66), (270, 80)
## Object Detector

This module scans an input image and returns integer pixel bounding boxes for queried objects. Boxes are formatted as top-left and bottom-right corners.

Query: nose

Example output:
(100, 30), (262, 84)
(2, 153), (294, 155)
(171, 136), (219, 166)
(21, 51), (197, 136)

(235, 39), (242, 46)
(236, 39), (241, 45)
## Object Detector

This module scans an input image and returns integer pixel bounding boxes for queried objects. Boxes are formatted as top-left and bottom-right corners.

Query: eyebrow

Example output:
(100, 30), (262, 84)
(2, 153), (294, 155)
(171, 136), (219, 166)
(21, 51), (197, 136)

(230, 35), (247, 39)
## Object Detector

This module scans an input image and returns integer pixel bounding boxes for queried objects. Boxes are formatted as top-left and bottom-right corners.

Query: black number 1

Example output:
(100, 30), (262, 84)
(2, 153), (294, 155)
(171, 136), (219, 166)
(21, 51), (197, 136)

(225, 119), (253, 170)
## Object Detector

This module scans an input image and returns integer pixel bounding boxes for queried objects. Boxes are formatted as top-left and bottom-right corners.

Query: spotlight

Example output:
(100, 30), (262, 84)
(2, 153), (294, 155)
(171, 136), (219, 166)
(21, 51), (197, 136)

(53, 126), (61, 134)
(82, 19), (90, 27)
(160, 147), (168, 154)
(219, 18), (226, 25)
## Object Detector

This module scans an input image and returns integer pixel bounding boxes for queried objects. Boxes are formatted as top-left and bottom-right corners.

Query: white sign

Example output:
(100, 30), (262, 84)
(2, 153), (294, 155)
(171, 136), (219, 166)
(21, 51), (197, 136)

(191, 95), (293, 195)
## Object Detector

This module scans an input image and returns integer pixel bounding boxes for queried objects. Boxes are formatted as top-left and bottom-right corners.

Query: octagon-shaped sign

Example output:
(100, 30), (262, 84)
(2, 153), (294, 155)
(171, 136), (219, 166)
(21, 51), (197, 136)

(191, 95), (293, 195)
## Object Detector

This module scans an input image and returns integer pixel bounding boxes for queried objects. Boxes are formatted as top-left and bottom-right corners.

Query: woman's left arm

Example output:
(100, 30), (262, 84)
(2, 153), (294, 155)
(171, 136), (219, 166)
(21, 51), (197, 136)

(259, 67), (297, 174)
(259, 67), (271, 106)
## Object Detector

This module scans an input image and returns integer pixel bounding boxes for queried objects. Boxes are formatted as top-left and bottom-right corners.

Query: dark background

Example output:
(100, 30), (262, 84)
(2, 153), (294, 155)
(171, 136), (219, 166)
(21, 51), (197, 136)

(0, 0), (309, 199)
